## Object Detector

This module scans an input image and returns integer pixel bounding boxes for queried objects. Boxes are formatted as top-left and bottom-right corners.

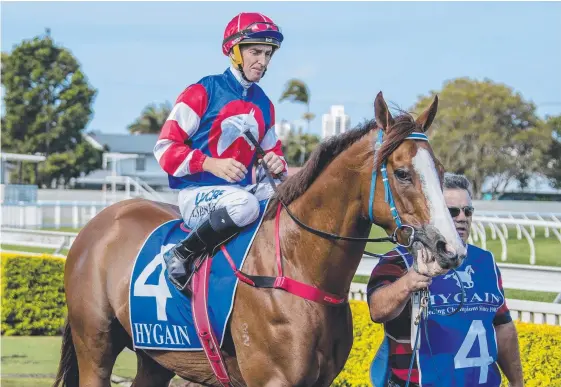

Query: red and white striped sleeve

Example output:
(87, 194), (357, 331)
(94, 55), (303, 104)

(260, 101), (288, 173)
(153, 84), (209, 177)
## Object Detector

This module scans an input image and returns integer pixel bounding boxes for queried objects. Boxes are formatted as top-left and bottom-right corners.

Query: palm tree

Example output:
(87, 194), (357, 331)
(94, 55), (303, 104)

(127, 101), (172, 134)
(279, 79), (315, 133)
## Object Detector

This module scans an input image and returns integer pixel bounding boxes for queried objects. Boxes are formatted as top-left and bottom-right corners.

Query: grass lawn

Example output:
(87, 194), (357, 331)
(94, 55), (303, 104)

(480, 232), (560, 266)
(0, 244), (69, 256)
(6, 223), (559, 266)
(1, 337), (196, 386)
(366, 225), (560, 267)
(0, 336), (137, 386)
(40, 226), (82, 233)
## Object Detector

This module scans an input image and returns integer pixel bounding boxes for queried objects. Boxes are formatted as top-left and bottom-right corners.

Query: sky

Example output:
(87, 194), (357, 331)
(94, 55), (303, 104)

(2, 1), (561, 138)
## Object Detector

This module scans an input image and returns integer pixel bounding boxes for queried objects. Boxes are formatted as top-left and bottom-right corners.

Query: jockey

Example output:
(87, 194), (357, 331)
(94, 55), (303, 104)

(154, 12), (288, 291)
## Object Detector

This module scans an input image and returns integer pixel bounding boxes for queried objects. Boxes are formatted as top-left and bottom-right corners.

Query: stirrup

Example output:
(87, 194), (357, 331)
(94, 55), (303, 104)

(165, 208), (243, 293)
(166, 249), (207, 293)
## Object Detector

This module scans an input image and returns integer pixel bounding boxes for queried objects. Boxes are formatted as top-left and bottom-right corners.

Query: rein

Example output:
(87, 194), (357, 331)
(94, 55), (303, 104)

(245, 128), (466, 386)
(244, 128), (428, 246)
(406, 270), (465, 387)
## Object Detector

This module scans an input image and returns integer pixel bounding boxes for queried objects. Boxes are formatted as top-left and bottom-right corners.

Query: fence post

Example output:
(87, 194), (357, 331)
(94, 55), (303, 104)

(19, 203), (25, 228)
(54, 201), (61, 229)
(36, 203), (42, 229)
(72, 201), (79, 229)
(90, 203), (97, 221)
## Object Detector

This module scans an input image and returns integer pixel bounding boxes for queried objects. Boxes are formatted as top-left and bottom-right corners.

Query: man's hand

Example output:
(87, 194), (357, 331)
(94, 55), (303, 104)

(263, 152), (285, 175)
(404, 270), (432, 292)
(203, 157), (248, 183)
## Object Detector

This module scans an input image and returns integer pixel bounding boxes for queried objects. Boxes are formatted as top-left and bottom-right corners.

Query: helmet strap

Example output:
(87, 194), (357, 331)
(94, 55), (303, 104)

(229, 43), (275, 82)
(230, 44), (253, 83)
(231, 45), (243, 68)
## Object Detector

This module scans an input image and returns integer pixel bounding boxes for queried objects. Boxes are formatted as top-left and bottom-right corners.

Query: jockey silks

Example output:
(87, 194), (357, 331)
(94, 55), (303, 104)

(154, 66), (286, 190)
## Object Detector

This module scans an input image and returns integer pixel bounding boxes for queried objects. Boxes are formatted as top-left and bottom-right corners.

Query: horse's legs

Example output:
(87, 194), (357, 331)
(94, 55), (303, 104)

(131, 350), (175, 387)
(71, 317), (128, 387)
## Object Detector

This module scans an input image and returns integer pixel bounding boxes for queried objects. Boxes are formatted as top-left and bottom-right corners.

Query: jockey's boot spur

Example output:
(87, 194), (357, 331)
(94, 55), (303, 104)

(163, 207), (240, 294)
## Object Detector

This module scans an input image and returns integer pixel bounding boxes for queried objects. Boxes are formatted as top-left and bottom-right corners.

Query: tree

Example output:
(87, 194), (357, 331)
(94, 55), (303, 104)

(411, 78), (551, 199)
(1, 31), (100, 187)
(281, 132), (321, 167)
(542, 114), (561, 189)
(279, 79), (315, 133)
(127, 101), (172, 134)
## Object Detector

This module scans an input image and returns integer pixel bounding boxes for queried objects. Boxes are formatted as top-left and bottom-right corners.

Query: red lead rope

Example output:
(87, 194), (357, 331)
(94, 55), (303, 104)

(220, 202), (347, 306)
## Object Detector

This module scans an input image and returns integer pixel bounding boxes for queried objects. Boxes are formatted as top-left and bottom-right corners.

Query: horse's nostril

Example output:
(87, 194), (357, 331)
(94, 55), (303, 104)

(436, 240), (447, 255)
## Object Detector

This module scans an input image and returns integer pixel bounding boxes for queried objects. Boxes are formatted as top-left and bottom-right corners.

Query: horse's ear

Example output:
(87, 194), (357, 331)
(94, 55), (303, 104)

(416, 95), (438, 132)
(374, 91), (395, 132)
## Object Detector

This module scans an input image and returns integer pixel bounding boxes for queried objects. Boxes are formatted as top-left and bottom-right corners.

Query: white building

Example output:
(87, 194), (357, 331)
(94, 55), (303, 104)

(322, 105), (351, 139)
(78, 131), (169, 190)
(275, 119), (293, 141)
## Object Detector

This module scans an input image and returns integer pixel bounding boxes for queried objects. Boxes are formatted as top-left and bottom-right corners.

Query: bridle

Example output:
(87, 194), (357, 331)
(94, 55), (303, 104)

(245, 127), (428, 249)
(246, 127), (468, 386)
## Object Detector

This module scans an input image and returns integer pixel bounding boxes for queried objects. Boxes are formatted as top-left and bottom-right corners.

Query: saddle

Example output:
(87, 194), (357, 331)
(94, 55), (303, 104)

(180, 202), (348, 387)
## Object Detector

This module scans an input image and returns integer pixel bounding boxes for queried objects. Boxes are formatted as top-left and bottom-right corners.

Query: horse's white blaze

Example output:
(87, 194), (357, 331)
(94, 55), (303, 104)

(412, 148), (466, 256)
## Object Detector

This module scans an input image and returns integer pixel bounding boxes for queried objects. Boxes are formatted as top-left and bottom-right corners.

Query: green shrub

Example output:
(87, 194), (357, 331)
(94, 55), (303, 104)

(1, 253), (67, 335)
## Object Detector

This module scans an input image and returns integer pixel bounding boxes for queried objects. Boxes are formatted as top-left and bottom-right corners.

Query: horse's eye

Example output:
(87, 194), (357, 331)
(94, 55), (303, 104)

(394, 169), (411, 182)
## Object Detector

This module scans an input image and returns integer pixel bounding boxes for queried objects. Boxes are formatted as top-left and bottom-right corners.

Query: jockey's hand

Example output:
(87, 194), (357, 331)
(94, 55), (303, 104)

(263, 152), (285, 175)
(404, 270), (432, 293)
(203, 157), (248, 183)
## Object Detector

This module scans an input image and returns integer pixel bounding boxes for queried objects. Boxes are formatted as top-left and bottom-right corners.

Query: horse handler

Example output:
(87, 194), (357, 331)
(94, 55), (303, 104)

(367, 173), (524, 387)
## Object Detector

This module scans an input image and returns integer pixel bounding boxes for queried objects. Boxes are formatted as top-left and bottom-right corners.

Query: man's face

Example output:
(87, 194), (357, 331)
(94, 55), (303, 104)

(239, 44), (274, 82)
(443, 188), (473, 243)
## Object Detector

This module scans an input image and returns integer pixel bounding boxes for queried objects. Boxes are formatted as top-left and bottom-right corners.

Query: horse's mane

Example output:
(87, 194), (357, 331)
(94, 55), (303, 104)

(265, 112), (419, 219)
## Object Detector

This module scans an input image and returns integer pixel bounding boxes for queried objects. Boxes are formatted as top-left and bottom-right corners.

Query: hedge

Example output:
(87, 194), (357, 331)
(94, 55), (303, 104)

(1, 252), (66, 335)
(333, 301), (561, 387)
(1, 253), (560, 386)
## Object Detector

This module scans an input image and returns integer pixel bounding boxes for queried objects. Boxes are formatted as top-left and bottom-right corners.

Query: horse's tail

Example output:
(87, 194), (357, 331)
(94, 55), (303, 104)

(53, 321), (79, 387)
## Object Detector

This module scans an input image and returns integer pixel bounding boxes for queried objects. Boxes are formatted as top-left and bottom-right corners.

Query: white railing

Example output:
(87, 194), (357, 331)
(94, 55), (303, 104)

(103, 175), (165, 203)
(348, 283), (561, 326)
(0, 227), (76, 256)
(475, 211), (561, 241)
(356, 257), (561, 295)
(1, 176), (169, 229)
(469, 216), (561, 264)
(1, 201), (108, 229)
(1, 229), (560, 325)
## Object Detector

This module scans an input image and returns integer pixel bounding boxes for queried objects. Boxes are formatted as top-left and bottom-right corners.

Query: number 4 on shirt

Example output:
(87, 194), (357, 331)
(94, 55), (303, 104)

(454, 319), (494, 384)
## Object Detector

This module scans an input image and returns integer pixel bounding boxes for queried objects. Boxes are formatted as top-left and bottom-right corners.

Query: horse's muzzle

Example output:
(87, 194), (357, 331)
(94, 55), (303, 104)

(410, 225), (466, 274)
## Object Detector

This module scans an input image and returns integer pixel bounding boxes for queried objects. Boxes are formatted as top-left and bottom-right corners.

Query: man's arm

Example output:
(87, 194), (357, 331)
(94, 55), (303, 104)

(493, 263), (523, 387)
(496, 322), (523, 387)
(369, 270), (432, 323)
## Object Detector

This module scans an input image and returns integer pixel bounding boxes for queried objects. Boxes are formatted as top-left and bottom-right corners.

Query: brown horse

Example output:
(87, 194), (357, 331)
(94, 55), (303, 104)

(54, 92), (466, 387)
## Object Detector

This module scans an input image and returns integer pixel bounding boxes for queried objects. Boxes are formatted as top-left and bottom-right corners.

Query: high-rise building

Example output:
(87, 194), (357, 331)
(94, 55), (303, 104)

(322, 105), (351, 139)
(274, 119), (293, 141)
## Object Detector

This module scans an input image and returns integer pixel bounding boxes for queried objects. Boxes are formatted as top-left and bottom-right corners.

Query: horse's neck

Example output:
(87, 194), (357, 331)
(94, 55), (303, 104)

(281, 139), (372, 296)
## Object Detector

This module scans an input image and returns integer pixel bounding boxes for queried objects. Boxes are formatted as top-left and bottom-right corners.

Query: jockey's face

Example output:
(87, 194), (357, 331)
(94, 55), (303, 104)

(444, 188), (473, 243)
(239, 44), (274, 82)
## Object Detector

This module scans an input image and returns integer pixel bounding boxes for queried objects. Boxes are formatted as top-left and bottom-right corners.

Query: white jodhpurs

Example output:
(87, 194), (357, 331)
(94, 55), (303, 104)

(177, 181), (277, 230)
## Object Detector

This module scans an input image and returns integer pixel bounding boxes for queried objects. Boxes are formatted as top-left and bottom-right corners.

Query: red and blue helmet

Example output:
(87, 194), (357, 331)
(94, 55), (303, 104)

(222, 13), (284, 67)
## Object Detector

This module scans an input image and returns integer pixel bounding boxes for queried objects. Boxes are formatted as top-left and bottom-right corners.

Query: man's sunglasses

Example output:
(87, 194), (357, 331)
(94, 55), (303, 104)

(448, 206), (474, 217)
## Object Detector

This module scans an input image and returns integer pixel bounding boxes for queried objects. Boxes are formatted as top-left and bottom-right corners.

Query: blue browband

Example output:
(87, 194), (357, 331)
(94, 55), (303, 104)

(368, 130), (429, 227)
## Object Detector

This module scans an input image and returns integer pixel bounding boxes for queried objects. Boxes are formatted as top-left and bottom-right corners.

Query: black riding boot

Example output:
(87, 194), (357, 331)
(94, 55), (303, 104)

(163, 208), (240, 292)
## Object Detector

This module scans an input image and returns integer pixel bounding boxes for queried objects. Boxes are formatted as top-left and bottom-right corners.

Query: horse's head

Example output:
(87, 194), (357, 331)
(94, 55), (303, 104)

(368, 92), (466, 276)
